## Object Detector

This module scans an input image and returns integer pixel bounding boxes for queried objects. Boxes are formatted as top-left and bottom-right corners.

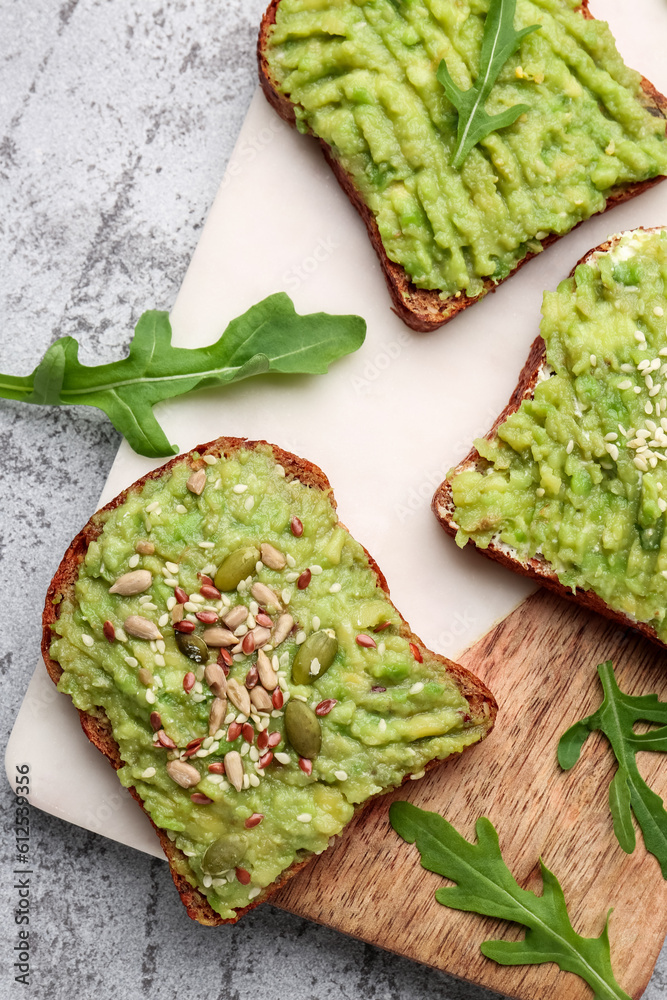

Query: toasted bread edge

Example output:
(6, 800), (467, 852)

(432, 229), (667, 653)
(257, 0), (667, 332)
(43, 436), (497, 926)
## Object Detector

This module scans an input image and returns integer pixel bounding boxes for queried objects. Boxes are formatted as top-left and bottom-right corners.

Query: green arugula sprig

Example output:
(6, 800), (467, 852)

(437, 0), (539, 168)
(390, 803), (630, 1000)
(0, 293), (366, 458)
(559, 660), (667, 876)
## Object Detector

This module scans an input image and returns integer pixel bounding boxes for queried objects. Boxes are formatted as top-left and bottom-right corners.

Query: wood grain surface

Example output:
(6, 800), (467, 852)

(272, 588), (667, 1000)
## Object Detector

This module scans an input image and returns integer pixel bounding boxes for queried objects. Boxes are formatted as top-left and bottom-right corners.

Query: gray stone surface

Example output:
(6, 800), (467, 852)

(0, 1), (665, 997)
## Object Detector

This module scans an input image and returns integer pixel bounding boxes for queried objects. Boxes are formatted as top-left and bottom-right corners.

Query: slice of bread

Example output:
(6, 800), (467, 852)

(43, 436), (497, 925)
(258, 0), (667, 332)
(433, 228), (667, 651)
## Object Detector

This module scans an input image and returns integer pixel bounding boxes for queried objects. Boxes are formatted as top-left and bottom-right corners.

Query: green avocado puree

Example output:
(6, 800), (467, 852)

(51, 445), (485, 919)
(266, 0), (667, 299)
(450, 229), (667, 640)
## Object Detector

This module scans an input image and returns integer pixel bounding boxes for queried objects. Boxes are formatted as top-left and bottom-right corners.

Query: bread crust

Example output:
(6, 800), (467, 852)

(43, 437), (497, 926)
(432, 228), (667, 653)
(257, 0), (667, 332)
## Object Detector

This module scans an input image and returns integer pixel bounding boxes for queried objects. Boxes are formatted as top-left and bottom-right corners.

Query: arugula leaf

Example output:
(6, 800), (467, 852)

(390, 803), (630, 1000)
(437, 0), (539, 168)
(0, 293), (366, 458)
(558, 660), (667, 876)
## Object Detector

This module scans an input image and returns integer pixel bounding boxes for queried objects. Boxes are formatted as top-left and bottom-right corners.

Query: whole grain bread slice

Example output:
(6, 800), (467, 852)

(43, 436), (497, 926)
(258, 0), (667, 332)
(432, 228), (667, 652)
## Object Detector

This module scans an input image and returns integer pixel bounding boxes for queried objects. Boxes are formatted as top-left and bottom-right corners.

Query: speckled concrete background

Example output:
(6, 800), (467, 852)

(1, 2), (666, 997)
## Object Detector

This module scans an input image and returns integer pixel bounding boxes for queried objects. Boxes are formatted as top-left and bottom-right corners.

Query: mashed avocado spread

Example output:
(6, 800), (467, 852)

(450, 229), (667, 640)
(51, 445), (485, 919)
(266, 0), (667, 299)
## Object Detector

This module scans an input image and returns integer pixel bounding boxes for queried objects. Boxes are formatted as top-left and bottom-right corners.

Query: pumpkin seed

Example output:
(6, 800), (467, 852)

(214, 546), (260, 592)
(284, 700), (321, 759)
(292, 631), (338, 685)
(175, 632), (208, 663)
(201, 834), (247, 875)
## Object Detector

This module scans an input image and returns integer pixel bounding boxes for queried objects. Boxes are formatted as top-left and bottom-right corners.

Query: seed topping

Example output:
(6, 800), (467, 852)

(110, 570), (153, 596)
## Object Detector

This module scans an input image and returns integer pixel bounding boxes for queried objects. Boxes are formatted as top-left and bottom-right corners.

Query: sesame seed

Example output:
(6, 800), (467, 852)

(248, 886), (261, 899)
(245, 496), (255, 511)
(124, 656), (138, 667)
(410, 682), (424, 695)
(233, 484), (248, 494)
(309, 565), (323, 575)
(334, 770), (348, 781)
(297, 813), (312, 823)
(566, 440), (574, 454)
(82, 634), (94, 647)
(646, 402), (654, 415)
(281, 589), (291, 605)
(605, 443), (619, 461)
(285, 554), (296, 568)
(176, 504), (188, 514)
(329, 583), (342, 594)
(604, 432), (618, 441)
(275, 752), (290, 765)
(655, 307), (665, 317)
(191, 693), (206, 703)
(635, 330), (646, 342)
(163, 577), (178, 587)
(243, 775), (250, 790)
(620, 364), (634, 372)
(660, 499), (667, 513)
(378, 719), (387, 732)
(141, 767), (156, 779)
(145, 501), (160, 513)
(286, 572), (299, 583)
(165, 561), (179, 574)
(639, 360), (651, 371)
(410, 770), (426, 780)
(536, 488), (545, 497)
(651, 385), (662, 397)
(184, 602), (198, 613)
(617, 380), (632, 390)
(634, 456), (649, 471)
(146, 690), (156, 704)
(634, 386), (642, 394)
(590, 354), (596, 366)
(661, 348), (667, 357)
(154, 654), (165, 667)
(295, 630), (306, 644)
(115, 628), (128, 643)
(646, 375), (654, 389)
(312, 616), (321, 631)
(142, 603), (158, 612)
(249, 774), (260, 787)
(203, 455), (217, 465)
(198, 541), (215, 550)
(128, 553), (140, 569)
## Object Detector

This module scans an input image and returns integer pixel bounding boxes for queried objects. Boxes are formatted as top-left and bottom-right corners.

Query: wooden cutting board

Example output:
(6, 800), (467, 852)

(272, 588), (667, 1000)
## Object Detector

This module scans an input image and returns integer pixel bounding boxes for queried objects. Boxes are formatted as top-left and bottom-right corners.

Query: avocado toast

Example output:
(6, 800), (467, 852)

(258, 0), (667, 331)
(435, 227), (667, 650)
(44, 437), (496, 925)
